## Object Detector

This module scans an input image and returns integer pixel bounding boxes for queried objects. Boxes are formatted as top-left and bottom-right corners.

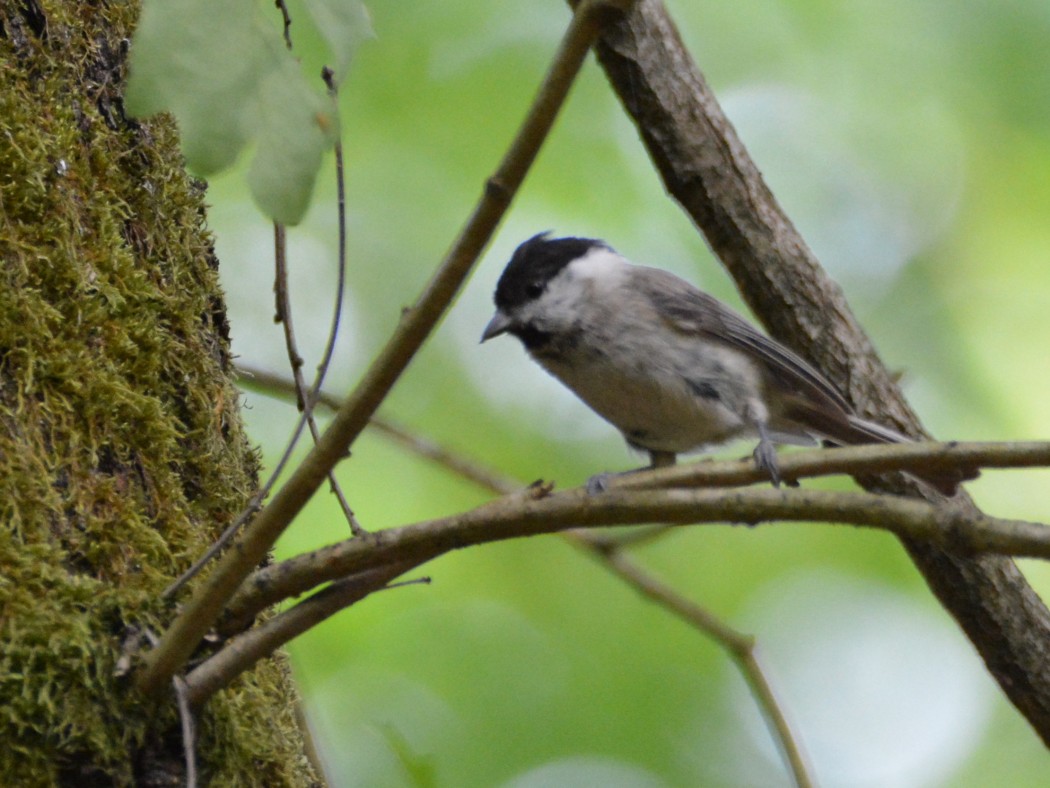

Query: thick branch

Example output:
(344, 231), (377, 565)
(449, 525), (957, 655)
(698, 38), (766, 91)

(587, 0), (1050, 741)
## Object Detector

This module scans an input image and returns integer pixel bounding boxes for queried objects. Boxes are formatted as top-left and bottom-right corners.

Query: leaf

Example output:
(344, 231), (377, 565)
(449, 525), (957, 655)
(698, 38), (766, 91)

(301, 0), (376, 84)
(378, 724), (437, 788)
(125, 0), (339, 224)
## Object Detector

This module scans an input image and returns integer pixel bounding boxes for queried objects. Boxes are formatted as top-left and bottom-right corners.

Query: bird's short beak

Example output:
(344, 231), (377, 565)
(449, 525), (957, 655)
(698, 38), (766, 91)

(481, 310), (513, 343)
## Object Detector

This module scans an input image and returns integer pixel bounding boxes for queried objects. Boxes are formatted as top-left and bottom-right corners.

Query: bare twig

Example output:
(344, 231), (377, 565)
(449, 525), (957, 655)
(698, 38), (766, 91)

(183, 564), (424, 706)
(316, 67), (350, 403)
(275, 0), (293, 50)
(273, 223), (365, 535)
(569, 535), (812, 787)
(173, 675), (198, 788)
(137, 0), (639, 695)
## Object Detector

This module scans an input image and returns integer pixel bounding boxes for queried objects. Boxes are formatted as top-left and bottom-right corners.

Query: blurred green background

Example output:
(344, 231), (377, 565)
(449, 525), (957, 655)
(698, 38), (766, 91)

(204, 0), (1050, 784)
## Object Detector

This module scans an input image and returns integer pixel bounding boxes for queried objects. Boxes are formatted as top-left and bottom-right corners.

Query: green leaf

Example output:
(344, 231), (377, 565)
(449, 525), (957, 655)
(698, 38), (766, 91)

(302, 0), (376, 84)
(125, 0), (339, 224)
(378, 724), (437, 788)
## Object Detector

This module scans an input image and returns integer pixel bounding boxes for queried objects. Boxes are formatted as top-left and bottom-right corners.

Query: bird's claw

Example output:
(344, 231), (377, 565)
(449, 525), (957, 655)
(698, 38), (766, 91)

(586, 472), (613, 495)
(752, 438), (782, 488)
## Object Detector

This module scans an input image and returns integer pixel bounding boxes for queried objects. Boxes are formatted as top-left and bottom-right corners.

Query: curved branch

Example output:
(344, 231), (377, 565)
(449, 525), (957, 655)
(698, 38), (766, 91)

(574, 538), (813, 787)
(223, 484), (1050, 628)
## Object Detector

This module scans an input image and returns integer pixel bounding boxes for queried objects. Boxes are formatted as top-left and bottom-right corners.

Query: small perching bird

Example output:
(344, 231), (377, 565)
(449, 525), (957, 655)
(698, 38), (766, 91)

(482, 233), (962, 495)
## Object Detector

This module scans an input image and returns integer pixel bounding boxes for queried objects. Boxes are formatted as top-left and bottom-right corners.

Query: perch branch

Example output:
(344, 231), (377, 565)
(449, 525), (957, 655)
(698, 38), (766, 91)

(219, 372), (818, 783)
(224, 483), (1050, 627)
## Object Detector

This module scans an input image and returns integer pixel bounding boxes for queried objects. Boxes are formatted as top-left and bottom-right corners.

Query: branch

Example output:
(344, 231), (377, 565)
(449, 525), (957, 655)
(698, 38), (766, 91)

(608, 441), (1047, 490)
(570, 535), (813, 787)
(233, 367), (815, 785)
(272, 222), (364, 535)
(586, 0), (1050, 742)
(136, 0), (638, 695)
(224, 484), (1050, 627)
(183, 564), (420, 706)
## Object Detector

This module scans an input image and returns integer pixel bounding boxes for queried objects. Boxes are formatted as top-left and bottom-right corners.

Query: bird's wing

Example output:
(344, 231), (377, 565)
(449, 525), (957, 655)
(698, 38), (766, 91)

(632, 266), (853, 416)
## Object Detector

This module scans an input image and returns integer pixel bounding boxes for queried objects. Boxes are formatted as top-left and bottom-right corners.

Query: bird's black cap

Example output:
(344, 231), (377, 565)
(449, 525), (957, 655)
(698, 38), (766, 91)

(493, 233), (608, 311)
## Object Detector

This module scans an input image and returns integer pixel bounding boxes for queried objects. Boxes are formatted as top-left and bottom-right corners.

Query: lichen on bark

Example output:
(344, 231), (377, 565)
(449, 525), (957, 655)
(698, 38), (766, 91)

(0, 1), (318, 784)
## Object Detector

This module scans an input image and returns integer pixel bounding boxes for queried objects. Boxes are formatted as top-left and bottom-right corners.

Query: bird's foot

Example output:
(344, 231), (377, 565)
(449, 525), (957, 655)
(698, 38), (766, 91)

(586, 451), (677, 495)
(586, 472), (614, 495)
(752, 431), (782, 488)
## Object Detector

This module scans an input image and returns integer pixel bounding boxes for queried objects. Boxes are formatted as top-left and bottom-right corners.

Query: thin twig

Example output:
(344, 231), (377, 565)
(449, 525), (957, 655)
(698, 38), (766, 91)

(173, 675), (198, 788)
(273, 223), (365, 535)
(568, 535), (812, 787)
(183, 564), (424, 705)
(275, 0), (293, 50)
(314, 67), (350, 408)
(136, 0), (637, 696)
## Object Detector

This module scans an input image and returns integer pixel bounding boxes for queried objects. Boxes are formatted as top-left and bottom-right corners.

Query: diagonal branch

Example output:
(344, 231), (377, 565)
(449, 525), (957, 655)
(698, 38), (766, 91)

(182, 563), (421, 706)
(135, 0), (639, 695)
(584, 0), (1050, 742)
(573, 536), (813, 787)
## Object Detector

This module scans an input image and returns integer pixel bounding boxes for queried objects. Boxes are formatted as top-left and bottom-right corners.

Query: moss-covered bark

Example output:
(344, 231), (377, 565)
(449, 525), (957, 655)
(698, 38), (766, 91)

(0, 1), (319, 784)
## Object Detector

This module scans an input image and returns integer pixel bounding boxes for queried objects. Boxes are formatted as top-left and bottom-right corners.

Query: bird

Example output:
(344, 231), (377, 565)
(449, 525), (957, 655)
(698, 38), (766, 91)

(481, 232), (964, 495)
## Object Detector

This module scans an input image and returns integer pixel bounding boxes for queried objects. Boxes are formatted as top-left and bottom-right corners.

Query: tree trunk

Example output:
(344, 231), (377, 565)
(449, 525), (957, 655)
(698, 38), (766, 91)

(0, 1), (319, 783)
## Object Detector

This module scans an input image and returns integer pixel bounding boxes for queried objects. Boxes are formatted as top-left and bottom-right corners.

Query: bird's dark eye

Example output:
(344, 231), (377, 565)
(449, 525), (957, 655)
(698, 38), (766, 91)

(525, 281), (544, 299)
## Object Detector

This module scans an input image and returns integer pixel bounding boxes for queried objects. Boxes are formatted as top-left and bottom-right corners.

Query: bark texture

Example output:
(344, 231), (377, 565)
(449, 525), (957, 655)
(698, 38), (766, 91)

(587, 0), (1050, 743)
(0, 1), (319, 783)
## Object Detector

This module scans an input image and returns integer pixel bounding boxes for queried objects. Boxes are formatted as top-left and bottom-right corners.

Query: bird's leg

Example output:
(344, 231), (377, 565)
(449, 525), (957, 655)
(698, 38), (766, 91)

(752, 422), (782, 487)
(648, 450), (676, 469)
(586, 450), (678, 495)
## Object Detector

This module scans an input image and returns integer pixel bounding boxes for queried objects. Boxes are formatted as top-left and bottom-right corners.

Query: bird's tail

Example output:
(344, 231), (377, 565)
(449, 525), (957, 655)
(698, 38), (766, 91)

(839, 414), (976, 496)
(784, 404), (975, 496)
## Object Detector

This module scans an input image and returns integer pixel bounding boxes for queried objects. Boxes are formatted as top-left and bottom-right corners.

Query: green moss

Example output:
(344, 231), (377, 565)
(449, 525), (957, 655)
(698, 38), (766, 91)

(0, 1), (316, 783)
